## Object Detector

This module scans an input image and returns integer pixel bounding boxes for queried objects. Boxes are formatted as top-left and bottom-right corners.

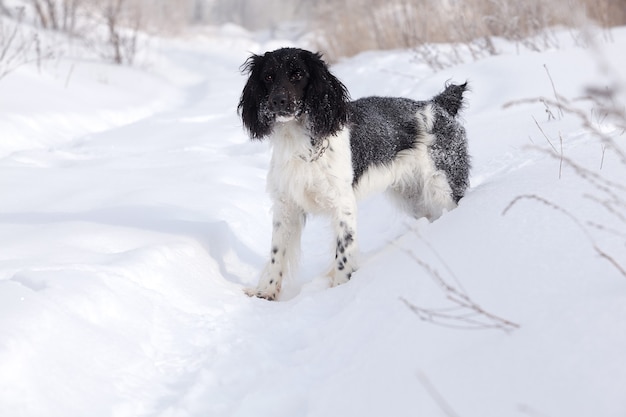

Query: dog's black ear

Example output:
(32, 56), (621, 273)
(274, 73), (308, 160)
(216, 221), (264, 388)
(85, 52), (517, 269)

(238, 54), (273, 140)
(302, 51), (350, 140)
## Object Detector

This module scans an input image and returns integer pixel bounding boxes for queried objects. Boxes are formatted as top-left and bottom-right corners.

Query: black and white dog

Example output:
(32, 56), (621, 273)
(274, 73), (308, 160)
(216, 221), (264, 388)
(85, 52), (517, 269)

(238, 47), (470, 300)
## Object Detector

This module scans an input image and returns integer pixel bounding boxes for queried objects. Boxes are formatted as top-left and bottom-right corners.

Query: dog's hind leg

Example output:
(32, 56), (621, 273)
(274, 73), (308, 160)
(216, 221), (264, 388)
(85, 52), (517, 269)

(420, 171), (457, 221)
(388, 169), (456, 222)
(245, 199), (305, 300)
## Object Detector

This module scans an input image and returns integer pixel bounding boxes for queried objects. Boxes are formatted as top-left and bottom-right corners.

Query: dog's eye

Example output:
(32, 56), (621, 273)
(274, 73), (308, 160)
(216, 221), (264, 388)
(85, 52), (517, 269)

(290, 70), (304, 82)
(263, 74), (274, 83)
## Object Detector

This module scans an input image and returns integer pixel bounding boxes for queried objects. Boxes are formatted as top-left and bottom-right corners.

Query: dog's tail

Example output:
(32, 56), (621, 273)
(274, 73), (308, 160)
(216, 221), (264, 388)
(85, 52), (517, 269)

(432, 82), (468, 118)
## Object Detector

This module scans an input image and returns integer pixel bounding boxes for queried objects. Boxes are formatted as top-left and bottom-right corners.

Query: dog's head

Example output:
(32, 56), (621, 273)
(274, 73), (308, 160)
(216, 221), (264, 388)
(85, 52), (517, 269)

(238, 48), (349, 141)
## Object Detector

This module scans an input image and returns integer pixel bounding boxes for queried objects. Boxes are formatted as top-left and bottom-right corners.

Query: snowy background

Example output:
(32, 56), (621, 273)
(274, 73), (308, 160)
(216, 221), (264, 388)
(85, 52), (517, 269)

(1, 6), (625, 417)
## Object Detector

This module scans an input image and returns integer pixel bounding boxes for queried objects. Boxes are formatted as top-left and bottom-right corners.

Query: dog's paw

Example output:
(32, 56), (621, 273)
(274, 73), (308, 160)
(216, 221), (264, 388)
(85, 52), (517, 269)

(329, 274), (350, 288)
(326, 269), (353, 288)
(243, 287), (278, 301)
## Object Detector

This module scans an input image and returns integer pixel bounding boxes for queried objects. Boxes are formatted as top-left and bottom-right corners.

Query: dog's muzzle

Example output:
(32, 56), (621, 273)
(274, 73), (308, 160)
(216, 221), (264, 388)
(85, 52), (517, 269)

(268, 90), (301, 121)
(269, 90), (289, 113)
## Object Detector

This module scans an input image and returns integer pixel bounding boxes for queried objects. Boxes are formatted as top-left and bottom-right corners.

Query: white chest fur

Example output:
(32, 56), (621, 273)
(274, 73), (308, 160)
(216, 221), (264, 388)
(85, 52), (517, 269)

(267, 121), (354, 214)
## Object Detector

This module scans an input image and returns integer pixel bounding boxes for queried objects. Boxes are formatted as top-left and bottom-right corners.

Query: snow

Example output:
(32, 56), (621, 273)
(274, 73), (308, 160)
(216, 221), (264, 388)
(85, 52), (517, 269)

(1, 20), (626, 417)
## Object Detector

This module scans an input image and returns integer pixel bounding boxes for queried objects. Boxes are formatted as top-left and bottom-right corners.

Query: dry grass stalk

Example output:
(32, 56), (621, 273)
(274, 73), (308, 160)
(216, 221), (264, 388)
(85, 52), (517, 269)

(416, 371), (462, 417)
(399, 246), (520, 332)
(504, 93), (626, 166)
(502, 194), (626, 278)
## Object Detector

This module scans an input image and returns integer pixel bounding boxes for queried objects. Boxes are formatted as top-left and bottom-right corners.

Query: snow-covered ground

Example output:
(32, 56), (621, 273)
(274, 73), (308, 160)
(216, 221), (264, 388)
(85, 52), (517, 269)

(1, 20), (625, 417)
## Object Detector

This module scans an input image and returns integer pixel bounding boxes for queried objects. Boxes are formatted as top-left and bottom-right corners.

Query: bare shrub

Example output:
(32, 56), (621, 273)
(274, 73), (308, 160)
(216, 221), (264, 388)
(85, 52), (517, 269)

(313, 0), (424, 61)
(99, 0), (140, 65)
(37, 0), (145, 65)
(11, 0), (185, 66)
(400, 261), (520, 332)
(0, 7), (53, 79)
(312, 0), (626, 63)
(29, 0), (83, 35)
(71, 0), (206, 63)
(397, 237), (520, 332)
(3, 0), (198, 68)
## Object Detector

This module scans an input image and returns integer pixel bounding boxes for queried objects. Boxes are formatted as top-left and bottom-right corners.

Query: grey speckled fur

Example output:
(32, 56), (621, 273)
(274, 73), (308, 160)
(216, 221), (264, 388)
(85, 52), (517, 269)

(348, 83), (470, 202)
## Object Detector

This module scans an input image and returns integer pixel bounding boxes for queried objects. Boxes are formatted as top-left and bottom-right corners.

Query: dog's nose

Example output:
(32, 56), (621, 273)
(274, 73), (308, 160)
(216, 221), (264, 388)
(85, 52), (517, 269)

(270, 91), (289, 112)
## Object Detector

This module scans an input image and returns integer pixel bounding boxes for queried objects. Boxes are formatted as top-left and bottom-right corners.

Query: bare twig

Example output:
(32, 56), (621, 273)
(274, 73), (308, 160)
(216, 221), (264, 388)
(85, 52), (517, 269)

(399, 244), (520, 332)
(532, 115), (558, 153)
(559, 132), (564, 179)
(535, 146), (626, 194)
(64, 62), (74, 88)
(595, 246), (626, 277)
(505, 95), (626, 165)
(583, 194), (626, 224)
(416, 371), (462, 417)
(544, 64), (564, 118)
(503, 194), (626, 278)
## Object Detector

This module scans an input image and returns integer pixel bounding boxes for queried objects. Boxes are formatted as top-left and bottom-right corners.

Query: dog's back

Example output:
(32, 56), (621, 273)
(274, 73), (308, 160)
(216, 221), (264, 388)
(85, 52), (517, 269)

(347, 97), (423, 184)
(347, 84), (469, 203)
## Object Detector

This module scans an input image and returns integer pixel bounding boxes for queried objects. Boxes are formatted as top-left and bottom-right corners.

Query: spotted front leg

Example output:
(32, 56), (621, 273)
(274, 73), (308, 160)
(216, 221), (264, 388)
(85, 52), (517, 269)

(245, 200), (305, 300)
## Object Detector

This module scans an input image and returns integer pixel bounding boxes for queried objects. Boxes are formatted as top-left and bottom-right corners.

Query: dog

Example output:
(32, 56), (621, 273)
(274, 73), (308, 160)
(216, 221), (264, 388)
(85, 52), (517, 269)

(238, 47), (470, 300)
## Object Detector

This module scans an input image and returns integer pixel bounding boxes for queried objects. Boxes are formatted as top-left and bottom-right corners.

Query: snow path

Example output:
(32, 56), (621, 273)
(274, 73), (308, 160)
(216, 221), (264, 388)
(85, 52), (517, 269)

(1, 27), (626, 417)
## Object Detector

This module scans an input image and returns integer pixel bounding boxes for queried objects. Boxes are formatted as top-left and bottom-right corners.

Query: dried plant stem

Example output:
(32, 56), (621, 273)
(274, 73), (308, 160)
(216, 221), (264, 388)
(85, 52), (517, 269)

(532, 115), (558, 153)
(503, 194), (626, 278)
(600, 144), (606, 169)
(559, 132), (564, 179)
(505, 95), (626, 165)
(544, 64), (564, 118)
(416, 371), (461, 417)
(399, 244), (520, 332)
